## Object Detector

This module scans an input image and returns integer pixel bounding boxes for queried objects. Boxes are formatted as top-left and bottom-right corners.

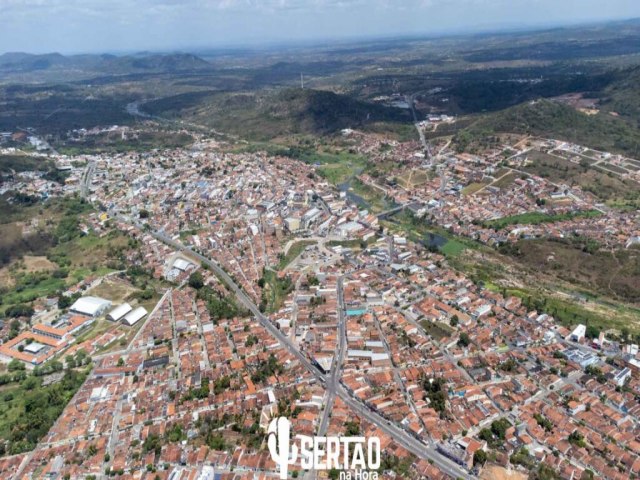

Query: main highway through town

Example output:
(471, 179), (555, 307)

(80, 144), (474, 479)
(135, 224), (475, 480)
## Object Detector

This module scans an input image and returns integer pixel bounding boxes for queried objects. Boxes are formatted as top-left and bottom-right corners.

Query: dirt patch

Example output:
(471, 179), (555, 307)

(23, 255), (57, 272)
(480, 464), (528, 480)
(88, 277), (138, 304)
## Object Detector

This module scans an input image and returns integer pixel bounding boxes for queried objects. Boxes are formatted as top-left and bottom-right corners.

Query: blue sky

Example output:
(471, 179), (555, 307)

(2, 0), (640, 54)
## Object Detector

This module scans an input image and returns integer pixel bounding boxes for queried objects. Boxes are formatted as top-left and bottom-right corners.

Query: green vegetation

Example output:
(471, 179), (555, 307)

(421, 376), (448, 415)
(0, 198), (136, 317)
(350, 178), (393, 213)
(420, 320), (454, 341)
(195, 285), (240, 323)
(188, 271), (204, 290)
(483, 209), (601, 230)
(438, 237), (467, 257)
(473, 449), (487, 466)
(378, 455), (415, 477)
(344, 420), (360, 436)
(251, 354), (284, 383)
(498, 237), (640, 304)
(457, 100), (640, 159)
(56, 130), (194, 155)
(259, 270), (293, 313)
(0, 368), (89, 456)
(478, 418), (512, 448)
(510, 447), (537, 470)
(534, 413), (554, 432)
(0, 154), (54, 174)
(181, 377), (211, 402)
(144, 88), (412, 141)
(383, 211), (480, 259)
(457, 332), (471, 348)
(278, 241), (314, 270)
(568, 430), (587, 448)
(519, 151), (640, 207)
(531, 464), (562, 480)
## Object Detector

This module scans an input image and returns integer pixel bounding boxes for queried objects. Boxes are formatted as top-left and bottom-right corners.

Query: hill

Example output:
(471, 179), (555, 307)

(0, 52), (213, 75)
(598, 65), (640, 123)
(142, 88), (413, 140)
(455, 99), (640, 158)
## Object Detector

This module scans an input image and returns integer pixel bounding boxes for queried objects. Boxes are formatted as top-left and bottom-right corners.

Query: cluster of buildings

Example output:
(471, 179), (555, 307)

(352, 135), (639, 250)
(2, 126), (640, 480)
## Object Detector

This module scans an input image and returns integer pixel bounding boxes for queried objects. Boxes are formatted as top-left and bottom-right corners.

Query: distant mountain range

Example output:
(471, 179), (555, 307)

(0, 52), (213, 74)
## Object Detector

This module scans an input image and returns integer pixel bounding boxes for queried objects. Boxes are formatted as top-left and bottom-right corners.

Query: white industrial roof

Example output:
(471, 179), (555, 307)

(173, 259), (192, 271)
(108, 303), (132, 321)
(70, 296), (111, 316)
(123, 306), (148, 326)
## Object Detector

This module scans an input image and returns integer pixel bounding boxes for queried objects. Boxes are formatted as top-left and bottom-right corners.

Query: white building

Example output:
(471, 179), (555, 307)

(173, 258), (192, 271)
(123, 306), (148, 326)
(107, 303), (132, 322)
(568, 324), (586, 342)
(70, 296), (112, 317)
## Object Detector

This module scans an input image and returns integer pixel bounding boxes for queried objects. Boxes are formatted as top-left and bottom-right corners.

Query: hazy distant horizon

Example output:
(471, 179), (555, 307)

(2, 0), (640, 56)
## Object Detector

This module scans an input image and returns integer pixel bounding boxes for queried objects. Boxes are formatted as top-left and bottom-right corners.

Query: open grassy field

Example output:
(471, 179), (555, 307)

(461, 182), (490, 196)
(397, 169), (430, 189)
(490, 171), (520, 189)
(89, 277), (138, 304)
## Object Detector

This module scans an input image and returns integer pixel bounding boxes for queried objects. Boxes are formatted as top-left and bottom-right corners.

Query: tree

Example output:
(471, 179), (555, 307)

(8, 359), (25, 372)
(58, 295), (72, 309)
(450, 315), (459, 327)
(473, 449), (487, 466)
(188, 271), (204, 290)
(568, 430), (586, 448)
(491, 418), (511, 440)
(458, 332), (471, 348)
(5, 304), (34, 318)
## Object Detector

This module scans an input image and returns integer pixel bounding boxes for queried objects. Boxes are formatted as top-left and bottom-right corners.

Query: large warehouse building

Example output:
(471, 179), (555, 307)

(70, 296), (112, 317)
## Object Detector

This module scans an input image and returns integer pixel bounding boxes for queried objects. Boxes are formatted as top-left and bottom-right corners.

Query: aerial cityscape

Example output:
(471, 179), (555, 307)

(1, 2), (640, 480)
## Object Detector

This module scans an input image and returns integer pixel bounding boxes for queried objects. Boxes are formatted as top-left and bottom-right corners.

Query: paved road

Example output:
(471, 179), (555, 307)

(317, 276), (347, 437)
(80, 160), (96, 198)
(139, 227), (474, 479)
